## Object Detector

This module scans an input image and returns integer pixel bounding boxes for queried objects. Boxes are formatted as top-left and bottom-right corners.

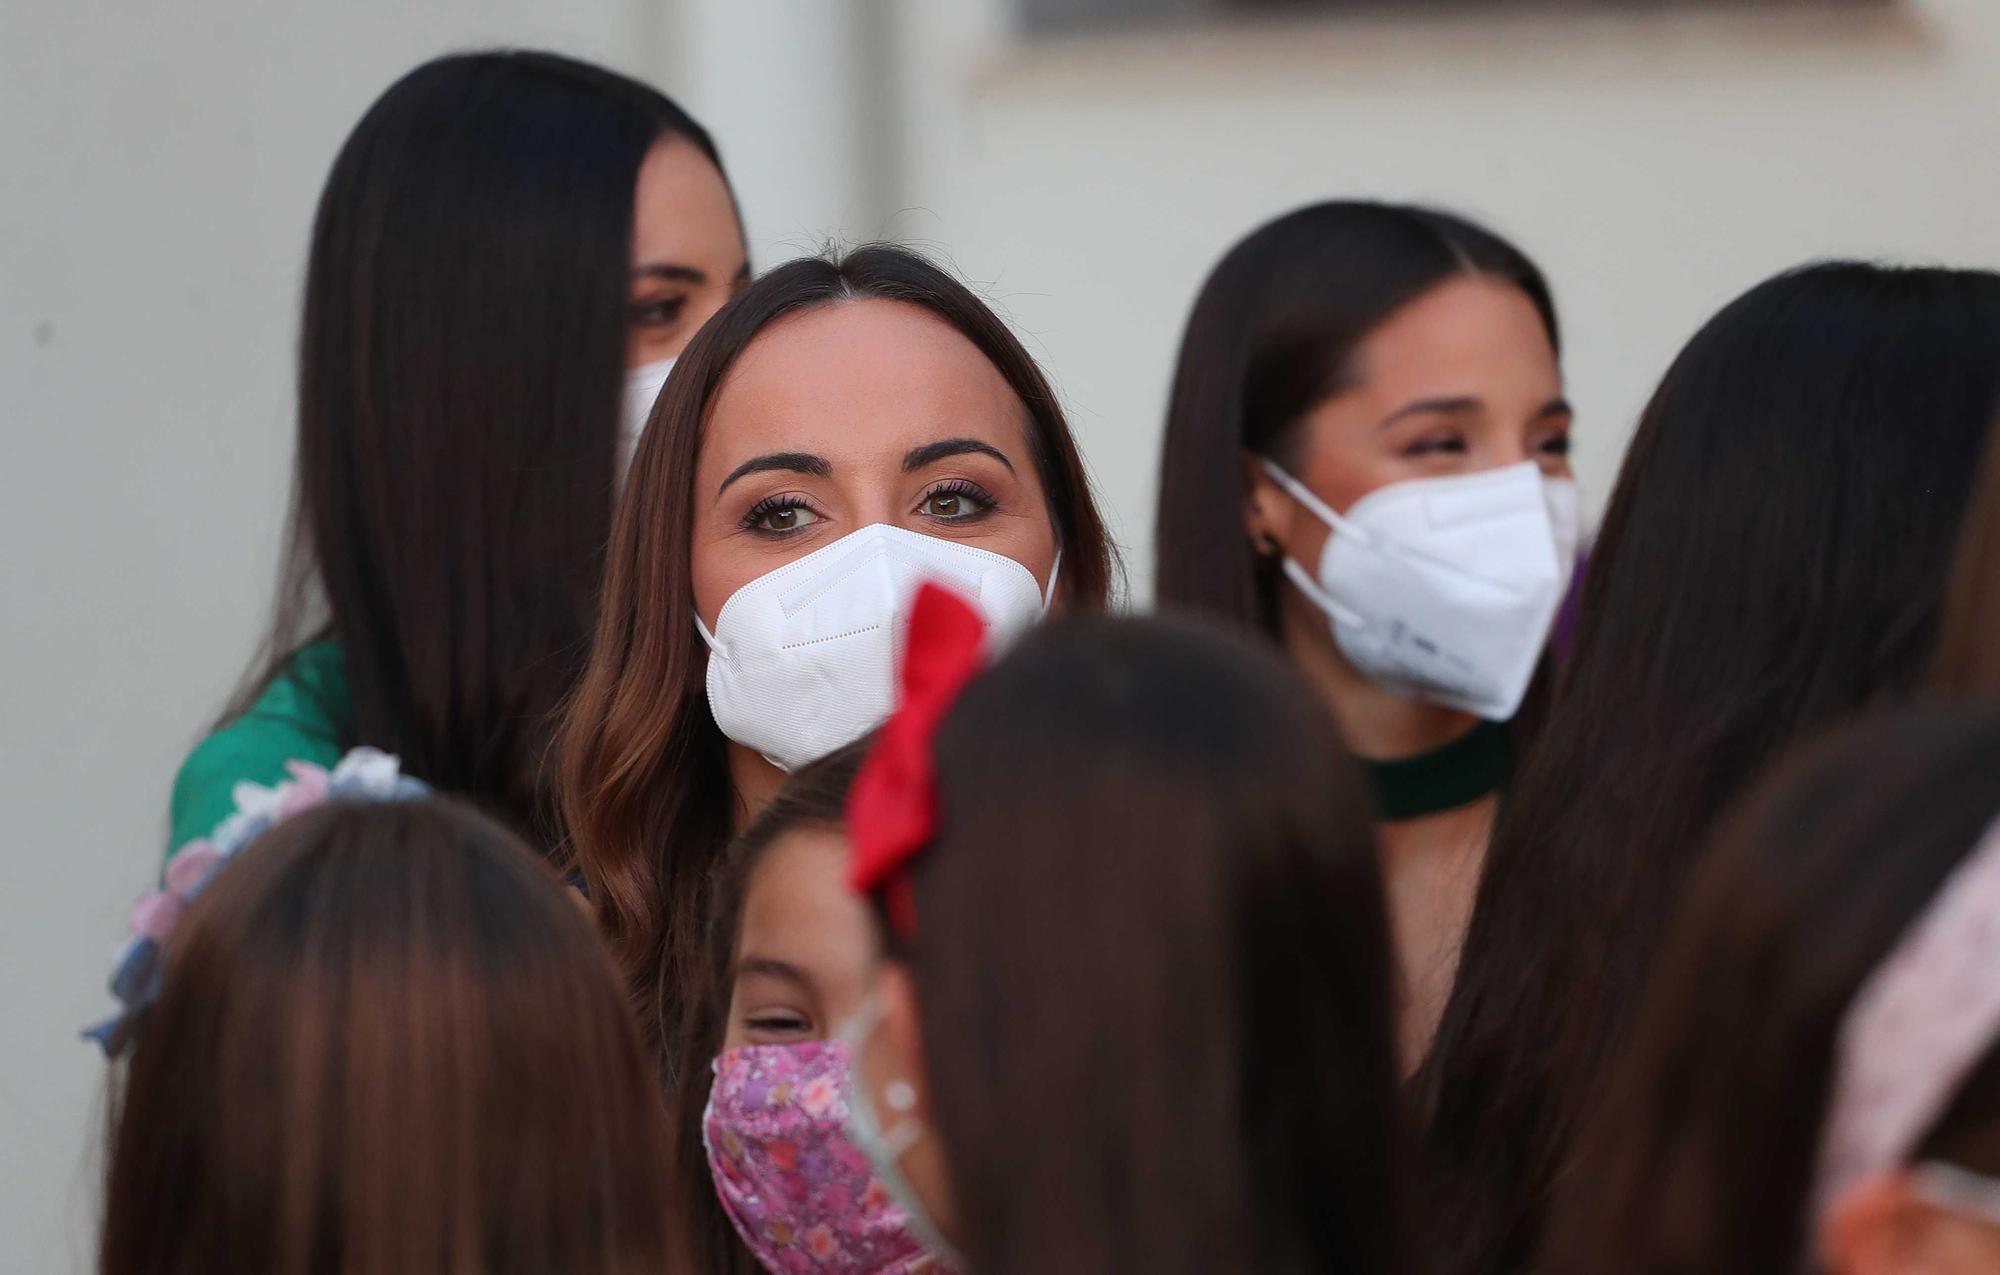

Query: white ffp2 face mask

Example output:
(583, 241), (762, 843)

(1261, 459), (1580, 721)
(622, 356), (676, 474)
(696, 523), (1058, 771)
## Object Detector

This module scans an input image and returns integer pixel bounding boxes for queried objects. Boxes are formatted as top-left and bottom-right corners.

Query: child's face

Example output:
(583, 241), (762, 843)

(723, 824), (877, 1049)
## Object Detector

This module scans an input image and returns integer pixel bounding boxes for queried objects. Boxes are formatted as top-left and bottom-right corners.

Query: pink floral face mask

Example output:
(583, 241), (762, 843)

(704, 1039), (955, 1275)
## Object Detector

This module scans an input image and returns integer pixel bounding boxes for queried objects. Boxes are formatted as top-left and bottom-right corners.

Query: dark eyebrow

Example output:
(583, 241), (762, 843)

(717, 451), (833, 497)
(632, 262), (707, 285)
(902, 437), (1016, 474)
(735, 956), (812, 990)
(1536, 397), (1575, 421)
(1379, 396), (1482, 428)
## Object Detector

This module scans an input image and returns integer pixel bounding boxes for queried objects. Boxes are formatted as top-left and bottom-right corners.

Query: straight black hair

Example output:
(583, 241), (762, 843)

(1935, 422), (2000, 697)
(1545, 706), (2000, 1275)
(883, 614), (1408, 1275)
(1419, 261), (2000, 1275)
(240, 50), (732, 850)
(1155, 200), (1557, 629)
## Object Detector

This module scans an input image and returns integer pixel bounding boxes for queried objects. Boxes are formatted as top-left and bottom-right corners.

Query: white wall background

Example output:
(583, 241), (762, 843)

(5, 0), (1998, 1268)
(866, 0), (2000, 587)
(0, 3), (662, 1268)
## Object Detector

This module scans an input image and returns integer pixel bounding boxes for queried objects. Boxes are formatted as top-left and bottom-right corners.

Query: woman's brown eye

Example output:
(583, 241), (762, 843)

(751, 505), (818, 533)
(925, 493), (964, 517)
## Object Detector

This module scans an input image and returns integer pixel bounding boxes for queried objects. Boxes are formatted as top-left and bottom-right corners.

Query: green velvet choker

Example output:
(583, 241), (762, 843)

(1364, 719), (1513, 822)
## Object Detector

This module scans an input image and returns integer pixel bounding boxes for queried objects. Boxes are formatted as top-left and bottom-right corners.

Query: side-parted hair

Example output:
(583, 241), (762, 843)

(559, 244), (1116, 1079)
(1935, 424), (2000, 697)
(1544, 707), (2000, 1275)
(1155, 200), (1557, 629)
(101, 799), (675, 1275)
(1419, 261), (2000, 1275)
(244, 50), (732, 848)
(666, 741), (871, 1275)
(880, 614), (1407, 1275)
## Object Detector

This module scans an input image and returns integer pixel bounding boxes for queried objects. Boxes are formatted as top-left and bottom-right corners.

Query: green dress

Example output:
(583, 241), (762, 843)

(166, 640), (352, 858)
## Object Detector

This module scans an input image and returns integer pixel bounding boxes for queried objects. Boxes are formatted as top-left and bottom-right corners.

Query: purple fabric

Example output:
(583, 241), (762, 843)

(704, 1040), (954, 1275)
(1551, 544), (1591, 664)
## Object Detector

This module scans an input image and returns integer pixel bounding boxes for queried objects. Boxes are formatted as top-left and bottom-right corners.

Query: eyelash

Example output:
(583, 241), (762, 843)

(741, 494), (821, 537)
(745, 1011), (811, 1034)
(1402, 434), (1469, 458)
(1399, 433), (1572, 459)
(739, 479), (999, 538)
(917, 478), (997, 522)
(630, 295), (687, 328)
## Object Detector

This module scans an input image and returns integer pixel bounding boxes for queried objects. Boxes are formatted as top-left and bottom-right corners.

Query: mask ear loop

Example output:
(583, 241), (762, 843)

(1256, 459), (1368, 628)
(839, 995), (923, 1156)
(1041, 548), (1064, 611)
(837, 994), (967, 1265)
(695, 610), (788, 764)
(1257, 458), (1368, 546)
(1278, 556), (1366, 629)
(693, 611), (722, 654)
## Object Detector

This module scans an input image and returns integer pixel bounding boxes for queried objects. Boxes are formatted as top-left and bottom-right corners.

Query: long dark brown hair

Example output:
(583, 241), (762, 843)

(1935, 422), (2000, 697)
(879, 613), (1407, 1275)
(559, 243), (1116, 1081)
(1418, 261), (2000, 1275)
(666, 741), (870, 1275)
(240, 51), (731, 849)
(100, 798), (675, 1275)
(1543, 706), (2000, 1275)
(1155, 200), (1557, 632)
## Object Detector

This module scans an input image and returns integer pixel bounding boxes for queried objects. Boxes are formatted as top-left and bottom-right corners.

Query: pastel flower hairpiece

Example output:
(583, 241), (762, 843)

(83, 747), (428, 1057)
(1811, 812), (2000, 1242)
(846, 582), (989, 938)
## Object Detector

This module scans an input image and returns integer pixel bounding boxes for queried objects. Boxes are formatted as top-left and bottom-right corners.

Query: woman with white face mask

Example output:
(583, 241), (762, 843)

(559, 244), (1115, 1084)
(1155, 201), (1578, 1066)
(166, 51), (746, 864)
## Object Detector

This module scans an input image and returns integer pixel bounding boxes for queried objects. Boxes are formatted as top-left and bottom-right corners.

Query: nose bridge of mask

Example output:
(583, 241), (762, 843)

(774, 531), (908, 626)
(1270, 459), (1557, 597)
(1382, 462), (1559, 594)
(775, 526), (989, 625)
(1409, 461), (1542, 526)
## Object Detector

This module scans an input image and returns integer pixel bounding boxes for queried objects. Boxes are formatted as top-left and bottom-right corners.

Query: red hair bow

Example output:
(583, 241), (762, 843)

(846, 582), (989, 937)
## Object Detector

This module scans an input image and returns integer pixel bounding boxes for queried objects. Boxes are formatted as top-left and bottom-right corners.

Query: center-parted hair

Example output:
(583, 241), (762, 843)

(99, 798), (675, 1275)
(559, 244), (1115, 1082)
(1418, 261), (2000, 1275)
(1155, 200), (1557, 631)
(888, 614), (1408, 1275)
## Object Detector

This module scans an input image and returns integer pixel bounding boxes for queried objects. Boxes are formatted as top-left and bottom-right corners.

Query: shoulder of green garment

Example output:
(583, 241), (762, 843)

(165, 641), (353, 860)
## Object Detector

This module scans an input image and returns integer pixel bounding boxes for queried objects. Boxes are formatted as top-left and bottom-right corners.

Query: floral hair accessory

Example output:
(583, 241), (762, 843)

(83, 747), (428, 1056)
(1812, 813), (2000, 1235)
(846, 583), (988, 937)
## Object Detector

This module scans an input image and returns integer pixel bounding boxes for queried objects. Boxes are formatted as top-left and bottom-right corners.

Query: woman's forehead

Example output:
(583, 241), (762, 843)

(699, 298), (1031, 474)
